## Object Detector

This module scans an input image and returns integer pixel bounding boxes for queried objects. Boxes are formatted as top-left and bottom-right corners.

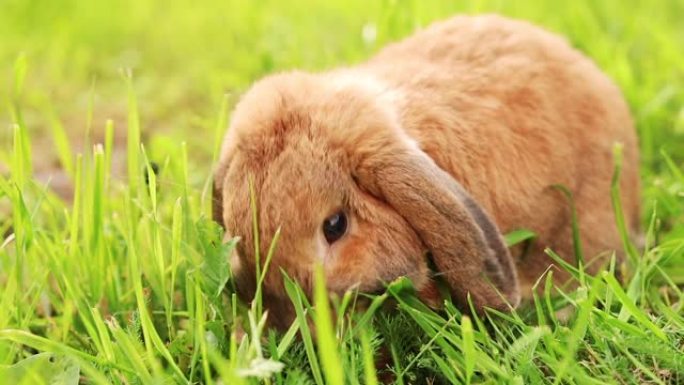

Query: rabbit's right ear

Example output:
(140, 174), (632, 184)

(354, 143), (520, 312)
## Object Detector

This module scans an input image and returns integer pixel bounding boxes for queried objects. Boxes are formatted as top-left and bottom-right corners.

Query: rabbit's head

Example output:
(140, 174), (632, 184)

(214, 71), (519, 329)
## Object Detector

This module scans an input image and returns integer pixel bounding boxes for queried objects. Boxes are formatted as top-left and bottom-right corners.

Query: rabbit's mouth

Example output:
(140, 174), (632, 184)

(365, 287), (388, 296)
(359, 251), (446, 301)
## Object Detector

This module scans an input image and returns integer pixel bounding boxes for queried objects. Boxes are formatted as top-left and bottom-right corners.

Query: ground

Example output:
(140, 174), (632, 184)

(0, 0), (683, 384)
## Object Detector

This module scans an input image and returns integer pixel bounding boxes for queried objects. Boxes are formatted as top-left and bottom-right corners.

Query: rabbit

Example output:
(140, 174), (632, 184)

(213, 14), (640, 330)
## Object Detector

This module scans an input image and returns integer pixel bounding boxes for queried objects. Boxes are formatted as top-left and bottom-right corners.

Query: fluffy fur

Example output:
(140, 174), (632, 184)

(213, 14), (640, 330)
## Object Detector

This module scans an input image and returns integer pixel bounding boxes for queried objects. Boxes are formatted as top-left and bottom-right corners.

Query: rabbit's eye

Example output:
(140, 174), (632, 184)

(323, 212), (347, 244)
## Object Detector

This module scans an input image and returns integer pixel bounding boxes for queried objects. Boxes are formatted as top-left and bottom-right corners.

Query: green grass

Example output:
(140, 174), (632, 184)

(1, 0), (684, 383)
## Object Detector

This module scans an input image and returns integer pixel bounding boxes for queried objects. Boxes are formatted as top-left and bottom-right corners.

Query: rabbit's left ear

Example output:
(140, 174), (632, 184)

(354, 144), (520, 312)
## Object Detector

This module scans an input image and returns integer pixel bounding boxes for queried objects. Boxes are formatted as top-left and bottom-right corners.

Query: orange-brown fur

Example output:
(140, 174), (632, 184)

(214, 14), (640, 330)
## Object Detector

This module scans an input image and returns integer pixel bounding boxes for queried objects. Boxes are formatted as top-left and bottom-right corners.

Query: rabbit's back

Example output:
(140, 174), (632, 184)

(359, 14), (640, 292)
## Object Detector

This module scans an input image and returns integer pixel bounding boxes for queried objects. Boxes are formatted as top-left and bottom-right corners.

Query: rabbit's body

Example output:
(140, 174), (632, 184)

(354, 14), (640, 293)
(214, 15), (640, 328)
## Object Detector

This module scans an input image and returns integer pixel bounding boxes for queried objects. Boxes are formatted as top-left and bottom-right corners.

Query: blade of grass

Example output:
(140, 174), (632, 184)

(314, 265), (346, 385)
(283, 273), (323, 385)
(461, 316), (475, 385)
(360, 328), (379, 385)
(611, 143), (640, 265)
(602, 271), (667, 341)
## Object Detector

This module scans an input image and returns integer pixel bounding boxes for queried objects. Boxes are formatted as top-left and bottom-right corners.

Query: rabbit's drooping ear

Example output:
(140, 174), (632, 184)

(355, 145), (520, 312)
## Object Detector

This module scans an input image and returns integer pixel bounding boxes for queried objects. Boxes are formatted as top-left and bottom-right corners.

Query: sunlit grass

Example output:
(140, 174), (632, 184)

(1, 0), (683, 383)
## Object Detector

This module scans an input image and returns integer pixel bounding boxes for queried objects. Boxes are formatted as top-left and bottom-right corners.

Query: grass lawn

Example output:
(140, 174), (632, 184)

(1, 0), (683, 383)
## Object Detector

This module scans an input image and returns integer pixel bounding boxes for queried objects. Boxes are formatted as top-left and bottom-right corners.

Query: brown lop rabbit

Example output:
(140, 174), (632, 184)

(213, 14), (640, 330)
